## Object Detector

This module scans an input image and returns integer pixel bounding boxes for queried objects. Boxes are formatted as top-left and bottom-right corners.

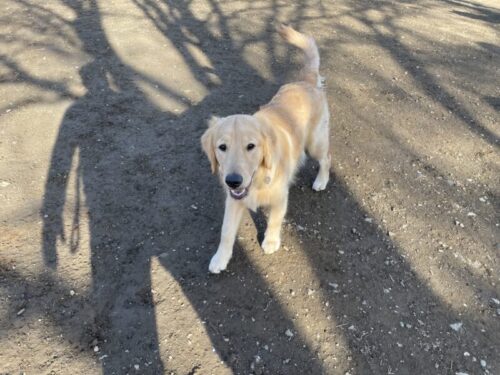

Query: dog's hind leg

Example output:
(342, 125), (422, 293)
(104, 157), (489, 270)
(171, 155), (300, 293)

(209, 197), (245, 273)
(308, 109), (331, 191)
(262, 193), (288, 254)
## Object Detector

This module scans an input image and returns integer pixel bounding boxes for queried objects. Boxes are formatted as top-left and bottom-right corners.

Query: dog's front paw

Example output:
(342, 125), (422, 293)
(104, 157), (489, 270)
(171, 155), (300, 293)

(209, 251), (230, 274)
(312, 176), (328, 191)
(262, 236), (281, 254)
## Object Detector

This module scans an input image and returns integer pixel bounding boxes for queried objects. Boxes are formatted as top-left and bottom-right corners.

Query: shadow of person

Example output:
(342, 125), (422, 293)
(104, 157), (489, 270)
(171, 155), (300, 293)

(42, 59), (169, 373)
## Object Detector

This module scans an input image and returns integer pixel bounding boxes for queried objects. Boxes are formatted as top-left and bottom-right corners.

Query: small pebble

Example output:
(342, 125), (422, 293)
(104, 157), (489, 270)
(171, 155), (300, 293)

(134, 364), (140, 370)
(285, 329), (294, 338)
(480, 359), (486, 368)
(450, 322), (463, 331)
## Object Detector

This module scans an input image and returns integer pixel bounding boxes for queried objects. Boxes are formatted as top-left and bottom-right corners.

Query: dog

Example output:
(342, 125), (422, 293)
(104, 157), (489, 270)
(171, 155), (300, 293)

(201, 24), (331, 273)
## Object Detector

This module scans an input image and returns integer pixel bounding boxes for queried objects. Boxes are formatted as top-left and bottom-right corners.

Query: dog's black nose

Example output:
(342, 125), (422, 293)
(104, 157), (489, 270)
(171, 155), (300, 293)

(225, 173), (243, 189)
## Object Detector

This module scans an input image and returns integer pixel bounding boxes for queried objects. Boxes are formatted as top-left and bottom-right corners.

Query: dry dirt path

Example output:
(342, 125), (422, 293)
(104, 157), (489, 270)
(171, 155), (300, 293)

(0, 0), (498, 374)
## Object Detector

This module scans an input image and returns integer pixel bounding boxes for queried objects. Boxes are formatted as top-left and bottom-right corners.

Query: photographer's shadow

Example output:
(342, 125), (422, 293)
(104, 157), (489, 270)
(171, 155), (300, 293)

(42, 59), (171, 373)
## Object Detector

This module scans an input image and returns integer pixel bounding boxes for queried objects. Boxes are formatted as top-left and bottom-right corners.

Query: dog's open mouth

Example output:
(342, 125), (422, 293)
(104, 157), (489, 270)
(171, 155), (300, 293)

(229, 187), (249, 200)
(227, 172), (254, 200)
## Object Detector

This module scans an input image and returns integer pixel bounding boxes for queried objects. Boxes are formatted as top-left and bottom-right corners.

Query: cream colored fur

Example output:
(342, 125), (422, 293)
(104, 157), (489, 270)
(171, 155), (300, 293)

(201, 25), (331, 273)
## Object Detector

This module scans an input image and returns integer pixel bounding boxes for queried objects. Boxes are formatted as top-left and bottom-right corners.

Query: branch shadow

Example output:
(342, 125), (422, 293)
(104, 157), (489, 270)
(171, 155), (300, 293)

(331, 0), (499, 148)
(442, 0), (500, 24)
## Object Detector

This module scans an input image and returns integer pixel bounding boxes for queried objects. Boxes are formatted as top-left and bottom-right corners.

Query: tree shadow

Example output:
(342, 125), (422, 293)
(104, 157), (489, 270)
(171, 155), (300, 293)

(483, 95), (500, 112)
(442, 0), (500, 24)
(286, 164), (499, 373)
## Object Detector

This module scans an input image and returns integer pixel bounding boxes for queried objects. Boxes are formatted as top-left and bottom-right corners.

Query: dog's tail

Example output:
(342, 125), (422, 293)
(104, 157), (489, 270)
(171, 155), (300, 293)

(277, 24), (323, 87)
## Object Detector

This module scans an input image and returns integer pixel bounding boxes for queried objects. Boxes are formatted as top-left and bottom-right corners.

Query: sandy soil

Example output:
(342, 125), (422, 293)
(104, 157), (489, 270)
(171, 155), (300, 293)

(0, 0), (499, 374)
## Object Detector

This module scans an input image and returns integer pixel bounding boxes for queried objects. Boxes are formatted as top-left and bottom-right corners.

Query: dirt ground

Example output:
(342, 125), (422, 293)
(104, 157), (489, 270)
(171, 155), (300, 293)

(0, 0), (498, 374)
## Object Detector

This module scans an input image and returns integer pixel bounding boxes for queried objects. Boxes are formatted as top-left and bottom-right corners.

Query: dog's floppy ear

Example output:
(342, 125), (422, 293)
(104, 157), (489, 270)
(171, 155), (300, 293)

(261, 123), (277, 171)
(201, 116), (220, 174)
(207, 116), (220, 128)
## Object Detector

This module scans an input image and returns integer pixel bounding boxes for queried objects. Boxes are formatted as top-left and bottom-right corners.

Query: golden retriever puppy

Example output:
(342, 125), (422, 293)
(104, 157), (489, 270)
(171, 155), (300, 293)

(201, 25), (331, 273)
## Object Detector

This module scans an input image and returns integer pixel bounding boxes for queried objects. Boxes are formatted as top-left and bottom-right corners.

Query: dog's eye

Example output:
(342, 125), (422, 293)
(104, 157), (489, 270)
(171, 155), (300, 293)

(247, 143), (255, 151)
(218, 144), (227, 152)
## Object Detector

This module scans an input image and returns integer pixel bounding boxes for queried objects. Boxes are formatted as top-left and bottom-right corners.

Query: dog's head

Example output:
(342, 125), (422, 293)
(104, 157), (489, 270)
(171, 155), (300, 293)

(201, 115), (275, 200)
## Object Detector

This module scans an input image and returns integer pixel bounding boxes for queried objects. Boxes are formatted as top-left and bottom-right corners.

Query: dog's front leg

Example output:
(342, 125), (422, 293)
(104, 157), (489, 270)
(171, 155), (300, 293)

(262, 193), (288, 254)
(209, 196), (244, 273)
